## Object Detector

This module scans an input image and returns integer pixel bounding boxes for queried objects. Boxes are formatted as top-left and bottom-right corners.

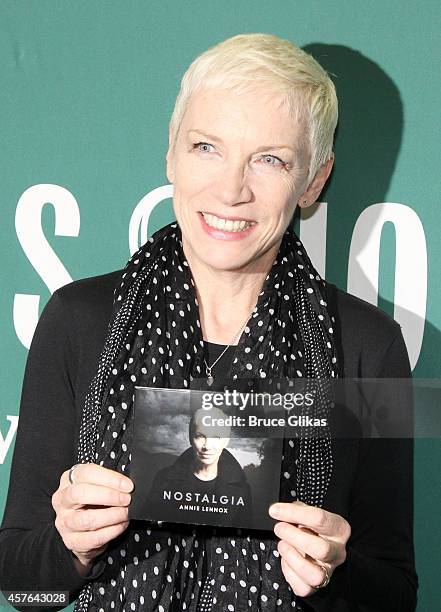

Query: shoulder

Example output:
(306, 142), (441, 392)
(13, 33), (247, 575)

(45, 269), (122, 335)
(152, 451), (193, 485)
(35, 270), (123, 381)
(219, 449), (247, 482)
(325, 283), (408, 377)
(32, 270), (121, 345)
(151, 464), (175, 482)
(331, 283), (401, 341)
(53, 269), (123, 314)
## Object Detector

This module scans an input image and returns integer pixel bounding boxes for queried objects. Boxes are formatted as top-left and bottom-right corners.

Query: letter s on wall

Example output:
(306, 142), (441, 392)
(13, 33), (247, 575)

(14, 184), (80, 348)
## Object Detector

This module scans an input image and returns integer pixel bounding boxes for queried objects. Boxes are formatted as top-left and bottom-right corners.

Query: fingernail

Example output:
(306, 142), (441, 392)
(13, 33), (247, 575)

(269, 503), (281, 518)
(273, 522), (283, 538)
(121, 479), (133, 492)
(278, 540), (289, 554)
(120, 493), (131, 505)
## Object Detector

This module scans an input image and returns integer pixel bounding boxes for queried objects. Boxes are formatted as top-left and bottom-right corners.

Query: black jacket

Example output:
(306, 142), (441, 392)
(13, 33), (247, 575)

(142, 447), (253, 528)
(0, 271), (417, 611)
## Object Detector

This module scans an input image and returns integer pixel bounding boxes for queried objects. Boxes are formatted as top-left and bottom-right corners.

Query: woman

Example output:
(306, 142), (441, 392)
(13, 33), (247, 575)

(0, 33), (417, 611)
(144, 408), (253, 528)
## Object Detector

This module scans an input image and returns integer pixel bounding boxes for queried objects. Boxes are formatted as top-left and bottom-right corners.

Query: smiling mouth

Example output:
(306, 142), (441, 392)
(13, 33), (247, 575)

(201, 212), (256, 232)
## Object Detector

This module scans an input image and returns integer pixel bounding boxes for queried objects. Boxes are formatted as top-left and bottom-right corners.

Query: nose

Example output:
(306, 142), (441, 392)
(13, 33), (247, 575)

(202, 437), (215, 451)
(214, 159), (253, 206)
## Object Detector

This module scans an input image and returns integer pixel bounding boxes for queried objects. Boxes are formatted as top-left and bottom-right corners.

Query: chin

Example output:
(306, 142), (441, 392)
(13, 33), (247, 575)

(182, 230), (259, 270)
(199, 456), (219, 466)
(204, 258), (251, 273)
(195, 248), (259, 272)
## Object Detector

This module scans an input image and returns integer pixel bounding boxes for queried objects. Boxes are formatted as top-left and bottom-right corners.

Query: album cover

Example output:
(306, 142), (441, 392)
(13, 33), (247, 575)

(129, 386), (284, 530)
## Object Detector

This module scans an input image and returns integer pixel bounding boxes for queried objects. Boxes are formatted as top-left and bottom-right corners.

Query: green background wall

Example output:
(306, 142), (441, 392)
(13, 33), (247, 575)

(1, 1), (440, 609)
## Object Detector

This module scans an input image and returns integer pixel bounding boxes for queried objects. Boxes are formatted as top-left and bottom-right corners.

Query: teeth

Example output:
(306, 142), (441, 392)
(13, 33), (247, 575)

(202, 213), (254, 232)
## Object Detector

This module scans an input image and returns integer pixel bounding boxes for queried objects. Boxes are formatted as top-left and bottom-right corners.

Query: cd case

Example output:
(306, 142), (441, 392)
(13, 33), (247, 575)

(129, 386), (283, 530)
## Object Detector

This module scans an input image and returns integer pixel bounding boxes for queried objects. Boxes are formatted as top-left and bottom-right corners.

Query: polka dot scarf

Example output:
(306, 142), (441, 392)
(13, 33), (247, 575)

(74, 222), (339, 612)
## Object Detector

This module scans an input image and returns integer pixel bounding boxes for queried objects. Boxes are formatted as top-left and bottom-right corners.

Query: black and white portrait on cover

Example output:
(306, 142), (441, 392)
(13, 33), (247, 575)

(130, 388), (282, 530)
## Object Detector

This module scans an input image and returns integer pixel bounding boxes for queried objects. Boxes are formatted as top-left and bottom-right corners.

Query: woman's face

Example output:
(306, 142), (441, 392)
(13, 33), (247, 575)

(191, 424), (230, 467)
(167, 87), (313, 275)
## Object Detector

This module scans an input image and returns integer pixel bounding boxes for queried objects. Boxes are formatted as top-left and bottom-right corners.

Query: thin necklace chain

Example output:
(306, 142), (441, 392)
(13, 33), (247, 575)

(203, 311), (253, 385)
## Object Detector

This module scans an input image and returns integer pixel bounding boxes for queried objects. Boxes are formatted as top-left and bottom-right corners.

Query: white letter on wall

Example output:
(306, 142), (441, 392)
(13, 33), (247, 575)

(300, 202), (328, 278)
(347, 202), (427, 369)
(0, 416), (19, 464)
(14, 184), (80, 348)
(129, 185), (173, 254)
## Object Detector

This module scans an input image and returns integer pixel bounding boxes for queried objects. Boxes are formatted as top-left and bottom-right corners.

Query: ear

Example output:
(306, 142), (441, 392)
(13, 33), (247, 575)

(166, 124), (175, 184)
(298, 155), (334, 208)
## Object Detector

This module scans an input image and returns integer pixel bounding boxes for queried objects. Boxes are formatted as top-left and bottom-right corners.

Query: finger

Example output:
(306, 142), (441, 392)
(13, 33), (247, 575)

(280, 555), (314, 598)
(63, 506), (129, 533)
(278, 540), (330, 590)
(65, 521), (130, 554)
(60, 464), (133, 492)
(269, 501), (349, 539)
(63, 482), (131, 509)
(274, 521), (334, 562)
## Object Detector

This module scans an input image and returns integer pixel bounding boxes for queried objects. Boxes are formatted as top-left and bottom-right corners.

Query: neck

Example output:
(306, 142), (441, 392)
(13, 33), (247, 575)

(184, 241), (278, 344)
(193, 460), (218, 480)
(198, 276), (262, 344)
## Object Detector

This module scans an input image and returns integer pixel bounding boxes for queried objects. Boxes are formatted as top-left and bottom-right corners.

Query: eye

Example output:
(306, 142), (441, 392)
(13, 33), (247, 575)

(194, 142), (215, 153)
(260, 154), (286, 167)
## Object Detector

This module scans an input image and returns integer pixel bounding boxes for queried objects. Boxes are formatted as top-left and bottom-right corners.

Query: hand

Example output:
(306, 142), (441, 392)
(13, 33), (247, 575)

(52, 463), (133, 573)
(269, 500), (351, 597)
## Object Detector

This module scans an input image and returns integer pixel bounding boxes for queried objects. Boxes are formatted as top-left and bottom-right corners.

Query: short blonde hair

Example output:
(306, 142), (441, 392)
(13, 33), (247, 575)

(169, 33), (338, 183)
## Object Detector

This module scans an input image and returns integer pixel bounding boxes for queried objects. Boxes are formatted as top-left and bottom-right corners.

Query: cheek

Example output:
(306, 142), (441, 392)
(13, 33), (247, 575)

(172, 181), (209, 224)
(258, 193), (297, 226)
(174, 157), (214, 197)
(252, 174), (298, 215)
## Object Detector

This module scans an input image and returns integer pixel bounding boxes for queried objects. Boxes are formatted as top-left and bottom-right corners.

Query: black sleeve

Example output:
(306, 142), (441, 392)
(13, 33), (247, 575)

(0, 291), (102, 611)
(305, 331), (418, 612)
